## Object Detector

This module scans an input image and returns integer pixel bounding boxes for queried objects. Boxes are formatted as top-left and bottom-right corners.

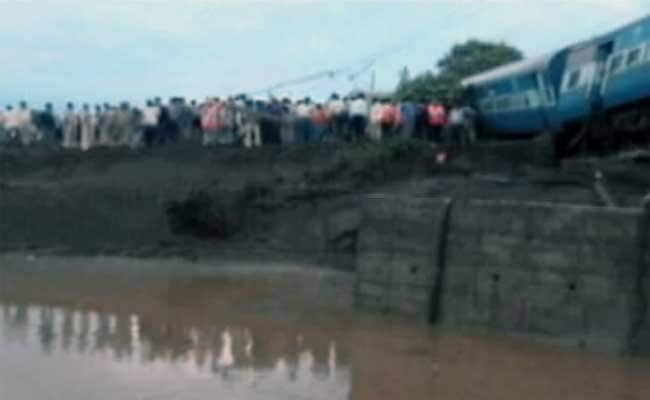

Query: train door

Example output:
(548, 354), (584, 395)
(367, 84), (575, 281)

(587, 41), (614, 111)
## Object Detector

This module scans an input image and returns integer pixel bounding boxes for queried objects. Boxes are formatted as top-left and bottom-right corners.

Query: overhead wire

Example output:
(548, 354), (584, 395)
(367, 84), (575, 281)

(244, 3), (495, 97)
(244, 1), (628, 98)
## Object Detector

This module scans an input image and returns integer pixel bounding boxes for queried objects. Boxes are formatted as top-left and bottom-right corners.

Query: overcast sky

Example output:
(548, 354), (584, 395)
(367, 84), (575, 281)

(0, 0), (647, 108)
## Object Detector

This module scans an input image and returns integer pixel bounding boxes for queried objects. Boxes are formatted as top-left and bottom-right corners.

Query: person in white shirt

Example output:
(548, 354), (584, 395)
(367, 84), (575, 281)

(445, 102), (477, 150)
(348, 93), (369, 142)
(79, 104), (96, 151)
(142, 99), (161, 147)
(17, 101), (37, 145)
(369, 98), (384, 142)
(3, 105), (21, 143)
(0, 104), (18, 141)
(240, 99), (261, 148)
(93, 105), (103, 144)
(294, 97), (313, 144)
(63, 102), (81, 149)
(326, 93), (346, 140)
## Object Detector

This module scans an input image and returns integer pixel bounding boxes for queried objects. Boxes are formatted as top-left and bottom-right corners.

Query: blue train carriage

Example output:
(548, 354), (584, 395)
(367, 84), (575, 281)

(601, 15), (650, 134)
(461, 53), (558, 136)
(555, 15), (650, 136)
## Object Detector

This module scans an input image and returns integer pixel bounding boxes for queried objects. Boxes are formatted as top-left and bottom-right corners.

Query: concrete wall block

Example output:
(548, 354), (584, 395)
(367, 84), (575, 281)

(527, 274), (629, 340)
(357, 292), (389, 313)
(361, 195), (396, 221)
(529, 204), (586, 239)
(484, 205), (530, 236)
(439, 263), (479, 325)
(358, 216), (399, 236)
(357, 251), (392, 284)
(472, 268), (533, 327)
(390, 254), (437, 285)
(449, 201), (486, 234)
(528, 203), (640, 241)
(391, 294), (431, 316)
(453, 200), (531, 236)
(577, 242), (637, 277)
(578, 274), (623, 302)
(391, 217), (442, 240)
(358, 231), (436, 256)
(390, 195), (451, 220)
(361, 195), (449, 220)
(526, 302), (586, 337)
(523, 241), (580, 272)
(479, 234), (527, 268)
(582, 208), (640, 241)
(356, 226), (394, 252)
(389, 283), (432, 316)
(448, 231), (481, 246)
(529, 271), (574, 310)
(447, 236), (485, 269)
(390, 235), (438, 256)
(582, 298), (631, 340)
(358, 281), (389, 298)
(441, 266), (480, 324)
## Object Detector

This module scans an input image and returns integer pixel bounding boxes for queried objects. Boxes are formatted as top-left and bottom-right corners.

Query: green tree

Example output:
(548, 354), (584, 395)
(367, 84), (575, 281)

(395, 39), (523, 102)
(437, 40), (523, 80)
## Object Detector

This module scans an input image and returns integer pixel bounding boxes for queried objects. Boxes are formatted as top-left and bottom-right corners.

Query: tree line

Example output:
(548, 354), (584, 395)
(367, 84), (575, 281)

(394, 39), (523, 102)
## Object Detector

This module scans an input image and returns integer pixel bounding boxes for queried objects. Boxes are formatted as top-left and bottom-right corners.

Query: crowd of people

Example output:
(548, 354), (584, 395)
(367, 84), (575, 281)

(0, 93), (477, 151)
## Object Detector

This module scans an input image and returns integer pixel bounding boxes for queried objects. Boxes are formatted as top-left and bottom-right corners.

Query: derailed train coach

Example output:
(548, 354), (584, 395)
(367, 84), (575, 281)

(462, 14), (650, 155)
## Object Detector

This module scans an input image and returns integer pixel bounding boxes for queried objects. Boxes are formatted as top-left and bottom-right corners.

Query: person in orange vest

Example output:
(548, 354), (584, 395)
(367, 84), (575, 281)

(200, 98), (225, 147)
(426, 101), (447, 142)
(380, 98), (400, 140)
(311, 103), (331, 143)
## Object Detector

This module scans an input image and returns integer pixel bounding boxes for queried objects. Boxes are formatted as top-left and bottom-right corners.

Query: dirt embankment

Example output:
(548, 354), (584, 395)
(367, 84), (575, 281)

(1, 140), (648, 265)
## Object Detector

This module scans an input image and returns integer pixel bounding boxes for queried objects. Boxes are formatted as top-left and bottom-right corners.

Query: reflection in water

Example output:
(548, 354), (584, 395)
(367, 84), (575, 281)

(1, 256), (649, 400)
(38, 306), (55, 354)
(215, 328), (235, 371)
(0, 302), (351, 399)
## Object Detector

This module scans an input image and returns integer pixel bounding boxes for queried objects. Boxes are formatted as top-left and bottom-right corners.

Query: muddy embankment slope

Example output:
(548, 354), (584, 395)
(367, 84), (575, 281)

(1, 141), (648, 265)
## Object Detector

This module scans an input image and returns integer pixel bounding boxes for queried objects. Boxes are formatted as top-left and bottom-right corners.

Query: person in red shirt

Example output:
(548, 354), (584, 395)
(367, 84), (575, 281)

(426, 101), (447, 142)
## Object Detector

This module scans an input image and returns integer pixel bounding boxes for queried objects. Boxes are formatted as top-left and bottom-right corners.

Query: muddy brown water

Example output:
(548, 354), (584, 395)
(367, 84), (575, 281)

(1, 254), (649, 400)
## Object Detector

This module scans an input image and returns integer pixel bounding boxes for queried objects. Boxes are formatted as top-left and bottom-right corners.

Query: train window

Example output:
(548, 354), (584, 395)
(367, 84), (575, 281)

(545, 88), (556, 106)
(567, 70), (581, 90)
(610, 54), (624, 73)
(626, 48), (642, 67)
(495, 97), (511, 111)
(516, 75), (537, 91)
(481, 100), (494, 113)
(492, 80), (513, 95)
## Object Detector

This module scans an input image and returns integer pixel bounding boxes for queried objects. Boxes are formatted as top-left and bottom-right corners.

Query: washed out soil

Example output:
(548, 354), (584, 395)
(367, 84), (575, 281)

(1, 140), (648, 262)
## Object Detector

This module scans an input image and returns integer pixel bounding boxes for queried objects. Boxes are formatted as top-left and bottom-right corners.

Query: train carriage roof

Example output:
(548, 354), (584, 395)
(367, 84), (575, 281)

(461, 53), (555, 88)
(461, 14), (650, 89)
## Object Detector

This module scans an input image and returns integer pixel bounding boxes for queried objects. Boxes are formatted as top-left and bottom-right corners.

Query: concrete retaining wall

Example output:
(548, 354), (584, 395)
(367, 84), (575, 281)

(355, 195), (452, 317)
(355, 195), (650, 355)
(443, 200), (642, 354)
